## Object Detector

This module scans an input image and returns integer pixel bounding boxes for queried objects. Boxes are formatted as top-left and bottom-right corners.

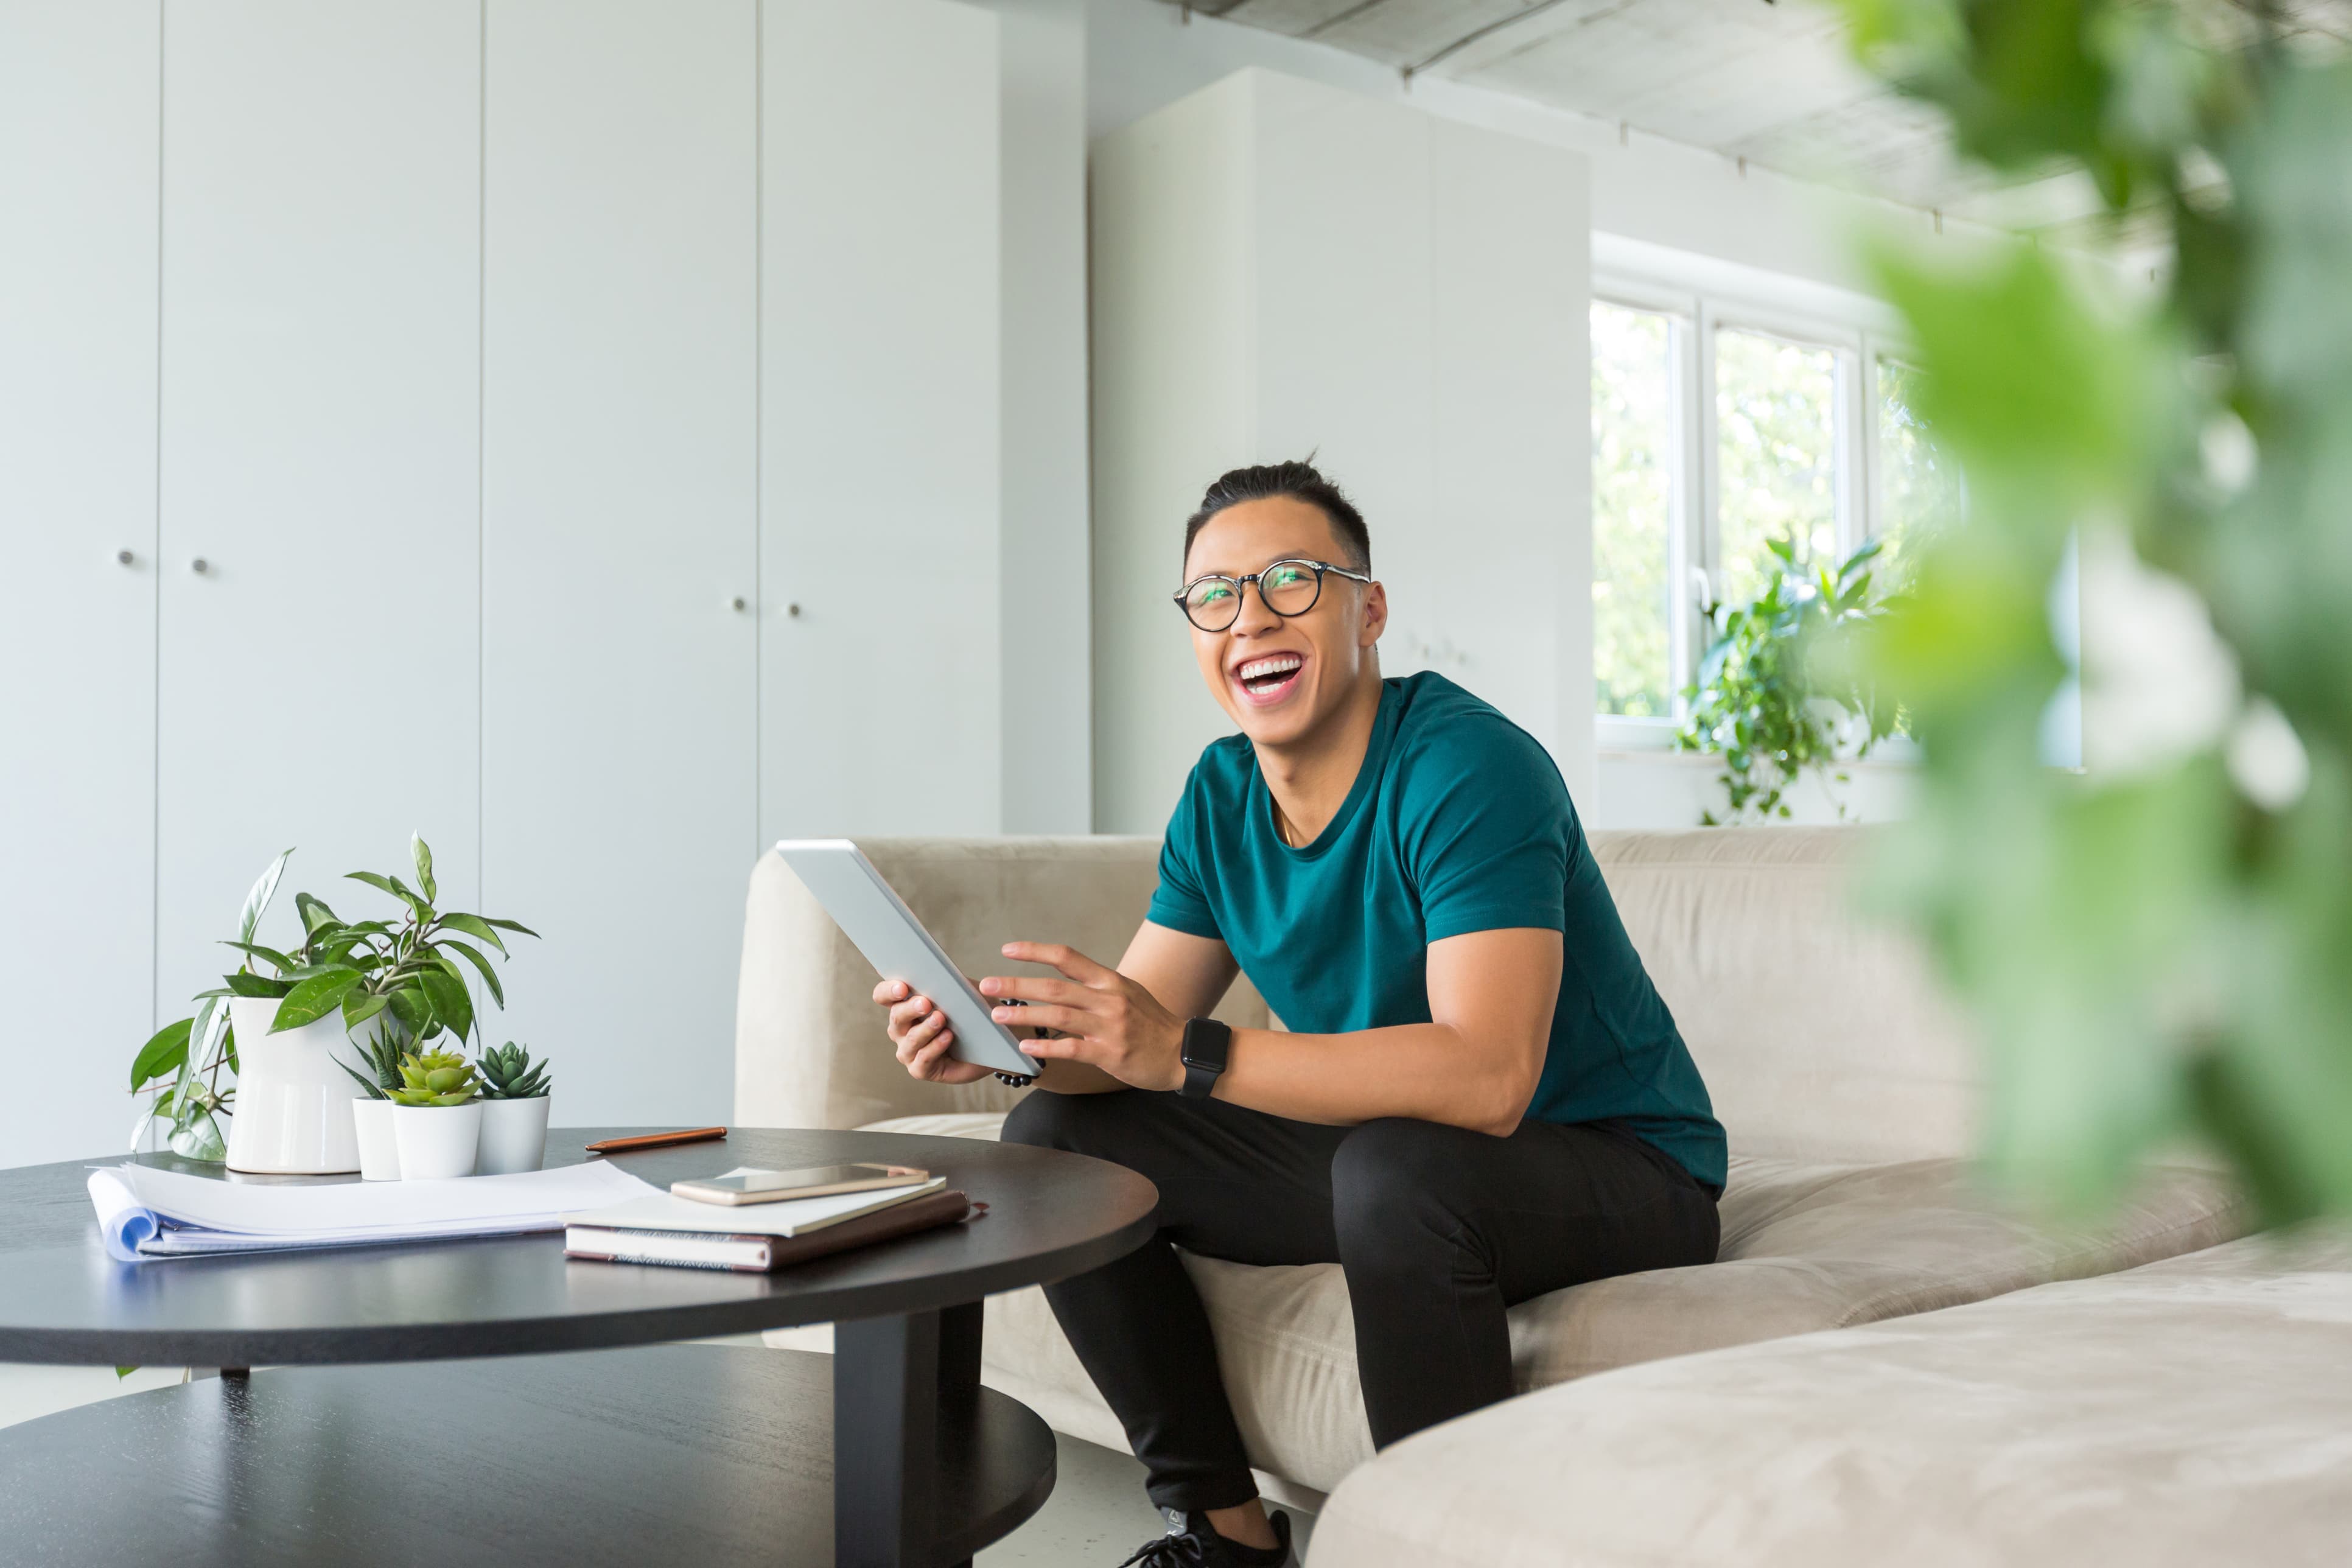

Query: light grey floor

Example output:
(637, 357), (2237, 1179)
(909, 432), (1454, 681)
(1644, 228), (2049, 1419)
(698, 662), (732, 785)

(0, 1352), (1315, 1567)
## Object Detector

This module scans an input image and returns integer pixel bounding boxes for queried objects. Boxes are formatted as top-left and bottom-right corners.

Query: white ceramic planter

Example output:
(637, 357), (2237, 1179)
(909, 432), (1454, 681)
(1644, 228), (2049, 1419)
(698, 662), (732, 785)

(351, 1097), (401, 1181)
(392, 1101), (483, 1180)
(475, 1096), (550, 1175)
(223, 998), (369, 1174)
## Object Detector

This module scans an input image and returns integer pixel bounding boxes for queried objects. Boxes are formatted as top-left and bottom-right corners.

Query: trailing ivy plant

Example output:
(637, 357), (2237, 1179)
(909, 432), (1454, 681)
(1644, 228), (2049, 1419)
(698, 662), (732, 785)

(1677, 536), (1903, 823)
(128, 851), (295, 1161)
(1829, 0), (2352, 1220)
(130, 835), (536, 1161)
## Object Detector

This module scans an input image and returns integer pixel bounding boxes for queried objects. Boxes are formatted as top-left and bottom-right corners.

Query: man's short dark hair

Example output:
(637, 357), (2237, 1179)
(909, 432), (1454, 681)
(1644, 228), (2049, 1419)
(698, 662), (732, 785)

(1183, 460), (1371, 573)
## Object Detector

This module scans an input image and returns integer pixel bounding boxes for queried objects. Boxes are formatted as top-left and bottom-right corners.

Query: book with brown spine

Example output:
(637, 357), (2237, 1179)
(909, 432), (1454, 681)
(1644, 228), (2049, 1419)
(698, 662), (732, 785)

(564, 1187), (976, 1273)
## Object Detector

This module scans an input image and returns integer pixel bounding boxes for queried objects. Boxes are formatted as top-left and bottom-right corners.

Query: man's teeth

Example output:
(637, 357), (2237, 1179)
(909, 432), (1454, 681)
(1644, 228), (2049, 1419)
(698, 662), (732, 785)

(1237, 656), (1303, 684)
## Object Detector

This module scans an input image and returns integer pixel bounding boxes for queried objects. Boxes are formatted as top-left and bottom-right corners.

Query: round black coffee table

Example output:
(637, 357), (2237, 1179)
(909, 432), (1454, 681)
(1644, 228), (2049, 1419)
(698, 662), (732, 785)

(0, 1126), (1158, 1568)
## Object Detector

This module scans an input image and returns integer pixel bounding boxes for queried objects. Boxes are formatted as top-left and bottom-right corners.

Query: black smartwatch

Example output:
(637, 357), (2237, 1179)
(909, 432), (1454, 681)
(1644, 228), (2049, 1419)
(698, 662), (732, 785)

(1179, 1017), (1233, 1100)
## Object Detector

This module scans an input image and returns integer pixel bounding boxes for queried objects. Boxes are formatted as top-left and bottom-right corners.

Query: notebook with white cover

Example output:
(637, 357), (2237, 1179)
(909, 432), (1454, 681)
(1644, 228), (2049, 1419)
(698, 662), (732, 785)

(562, 1175), (948, 1239)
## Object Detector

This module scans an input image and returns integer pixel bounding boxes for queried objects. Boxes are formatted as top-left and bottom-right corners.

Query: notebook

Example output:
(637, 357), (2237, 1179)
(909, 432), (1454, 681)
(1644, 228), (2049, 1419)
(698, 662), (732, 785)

(563, 1177), (968, 1273)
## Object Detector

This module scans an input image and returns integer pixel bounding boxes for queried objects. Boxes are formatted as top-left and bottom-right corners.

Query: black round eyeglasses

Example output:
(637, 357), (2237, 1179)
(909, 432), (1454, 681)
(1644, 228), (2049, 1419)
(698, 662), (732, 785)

(1172, 558), (1373, 632)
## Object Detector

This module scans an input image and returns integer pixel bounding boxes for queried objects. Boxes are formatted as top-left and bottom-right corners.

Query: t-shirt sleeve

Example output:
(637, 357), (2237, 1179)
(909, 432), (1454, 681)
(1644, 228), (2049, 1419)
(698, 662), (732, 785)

(1146, 773), (1223, 940)
(1405, 719), (1572, 943)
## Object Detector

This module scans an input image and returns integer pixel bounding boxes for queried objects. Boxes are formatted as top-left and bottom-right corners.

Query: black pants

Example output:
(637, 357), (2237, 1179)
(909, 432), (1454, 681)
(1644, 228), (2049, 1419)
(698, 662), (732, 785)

(1001, 1088), (1721, 1513)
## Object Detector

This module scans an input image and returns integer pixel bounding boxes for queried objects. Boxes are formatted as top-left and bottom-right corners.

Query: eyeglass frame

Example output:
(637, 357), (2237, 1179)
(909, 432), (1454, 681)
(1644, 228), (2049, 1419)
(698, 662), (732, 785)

(1171, 558), (1375, 632)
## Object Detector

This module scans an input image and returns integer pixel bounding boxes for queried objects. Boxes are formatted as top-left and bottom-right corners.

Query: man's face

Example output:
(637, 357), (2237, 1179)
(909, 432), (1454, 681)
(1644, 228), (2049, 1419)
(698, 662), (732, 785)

(1182, 496), (1388, 749)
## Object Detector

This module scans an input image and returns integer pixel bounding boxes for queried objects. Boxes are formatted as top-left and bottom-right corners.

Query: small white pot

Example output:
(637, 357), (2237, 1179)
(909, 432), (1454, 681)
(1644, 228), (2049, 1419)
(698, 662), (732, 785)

(475, 1096), (550, 1175)
(392, 1101), (483, 1180)
(224, 998), (370, 1174)
(352, 1097), (401, 1180)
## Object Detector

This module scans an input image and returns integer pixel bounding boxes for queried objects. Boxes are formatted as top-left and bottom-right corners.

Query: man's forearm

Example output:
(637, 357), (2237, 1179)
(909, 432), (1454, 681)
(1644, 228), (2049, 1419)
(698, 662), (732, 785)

(1211, 1024), (1537, 1136)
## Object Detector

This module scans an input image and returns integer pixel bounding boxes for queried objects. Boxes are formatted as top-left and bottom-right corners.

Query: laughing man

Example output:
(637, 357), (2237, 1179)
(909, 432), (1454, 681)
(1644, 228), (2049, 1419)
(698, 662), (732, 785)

(874, 460), (1724, 1567)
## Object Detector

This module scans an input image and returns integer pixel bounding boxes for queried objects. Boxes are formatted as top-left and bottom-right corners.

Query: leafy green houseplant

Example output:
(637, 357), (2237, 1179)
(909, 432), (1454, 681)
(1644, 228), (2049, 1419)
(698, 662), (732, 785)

(1677, 536), (1902, 823)
(293, 834), (538, 1057)
(1830, 0), (2352, 1220)
(130, 835), (536, 1163)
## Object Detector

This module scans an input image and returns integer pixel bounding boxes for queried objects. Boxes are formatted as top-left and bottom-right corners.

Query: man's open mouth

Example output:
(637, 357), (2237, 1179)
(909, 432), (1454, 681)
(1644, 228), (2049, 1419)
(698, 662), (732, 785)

(1234, 653), (1304, 705)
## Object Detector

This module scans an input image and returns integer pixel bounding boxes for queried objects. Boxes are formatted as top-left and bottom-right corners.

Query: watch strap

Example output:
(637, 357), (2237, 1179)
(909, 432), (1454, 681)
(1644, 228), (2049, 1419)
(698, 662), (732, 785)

(1179, 1017), (1233, 1099)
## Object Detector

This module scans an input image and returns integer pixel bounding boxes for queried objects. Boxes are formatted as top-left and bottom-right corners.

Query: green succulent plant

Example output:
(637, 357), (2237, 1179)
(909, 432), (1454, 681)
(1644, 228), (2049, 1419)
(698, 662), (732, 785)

(338, 1024), (406, 1102)
(388, 1049), (480, 1108)
(477, 1041), (550, 1101)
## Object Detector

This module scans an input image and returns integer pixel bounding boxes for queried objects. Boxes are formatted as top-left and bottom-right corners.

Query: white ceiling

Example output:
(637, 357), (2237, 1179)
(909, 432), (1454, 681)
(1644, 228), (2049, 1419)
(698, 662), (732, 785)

(1162, 0), (2352, 246)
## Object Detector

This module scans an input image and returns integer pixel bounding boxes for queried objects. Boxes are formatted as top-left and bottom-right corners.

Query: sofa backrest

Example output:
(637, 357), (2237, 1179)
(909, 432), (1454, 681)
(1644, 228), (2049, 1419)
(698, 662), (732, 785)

(1592, 827), (1979, 1164)
(735, 827), (1979, 1160)
(736, 837), (1270, 1133)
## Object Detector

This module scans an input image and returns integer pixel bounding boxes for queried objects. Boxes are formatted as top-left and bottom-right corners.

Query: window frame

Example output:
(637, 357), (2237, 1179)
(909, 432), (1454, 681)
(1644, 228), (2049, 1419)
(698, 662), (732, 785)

(1590, 238), (1920, 751)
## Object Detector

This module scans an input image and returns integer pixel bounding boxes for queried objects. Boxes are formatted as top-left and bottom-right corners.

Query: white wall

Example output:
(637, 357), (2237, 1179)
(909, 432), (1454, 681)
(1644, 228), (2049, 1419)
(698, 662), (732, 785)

(1597, 750), (1919, 830)
(1090, 69), (1591, 834)
(0, 0), (1070, 1166)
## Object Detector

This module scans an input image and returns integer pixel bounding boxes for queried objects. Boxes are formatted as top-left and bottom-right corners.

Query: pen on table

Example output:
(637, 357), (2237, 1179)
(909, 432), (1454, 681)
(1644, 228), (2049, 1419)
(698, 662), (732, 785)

(583, 1127), (729, 1156)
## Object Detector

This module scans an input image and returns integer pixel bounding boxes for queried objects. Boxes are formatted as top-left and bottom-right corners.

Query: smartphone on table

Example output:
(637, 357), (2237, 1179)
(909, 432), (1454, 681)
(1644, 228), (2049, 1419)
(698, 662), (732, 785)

(670, 1164), (929, 1206)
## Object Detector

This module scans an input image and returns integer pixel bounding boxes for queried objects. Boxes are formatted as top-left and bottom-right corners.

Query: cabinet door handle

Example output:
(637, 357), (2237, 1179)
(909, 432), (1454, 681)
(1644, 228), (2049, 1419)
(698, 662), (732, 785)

(192, 558), (211, 575)
(117, 549), (135, 566)
(730, 595), (748, 613)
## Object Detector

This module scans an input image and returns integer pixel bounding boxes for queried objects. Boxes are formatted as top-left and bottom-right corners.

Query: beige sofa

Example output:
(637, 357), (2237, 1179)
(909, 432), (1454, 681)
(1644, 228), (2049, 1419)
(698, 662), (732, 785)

(1309, 1225), (2352, 1566)
(734, 828), (2247, 1509)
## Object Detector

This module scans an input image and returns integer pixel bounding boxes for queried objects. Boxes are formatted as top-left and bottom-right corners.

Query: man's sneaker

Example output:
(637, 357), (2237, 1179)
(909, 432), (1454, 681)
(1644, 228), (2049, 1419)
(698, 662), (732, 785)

(1115, 1507), (1293, 1567)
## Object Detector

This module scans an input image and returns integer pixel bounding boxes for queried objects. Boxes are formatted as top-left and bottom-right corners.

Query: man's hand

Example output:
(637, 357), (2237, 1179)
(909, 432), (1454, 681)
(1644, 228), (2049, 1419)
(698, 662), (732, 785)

(980, 942), (1187, 1093)
(874, 978), (995, 1085)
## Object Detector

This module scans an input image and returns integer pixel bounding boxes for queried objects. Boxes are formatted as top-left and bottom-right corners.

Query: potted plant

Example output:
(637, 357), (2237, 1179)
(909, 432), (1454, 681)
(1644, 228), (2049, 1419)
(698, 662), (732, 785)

(388, 1049), (484, 1180)
(341, 1027), (406, 1181)
(133, 833), (538, 1174)
(474, 1043), (553, 1175)
(127, 850), (394, 1173)
(1676, 535), (1902, 823)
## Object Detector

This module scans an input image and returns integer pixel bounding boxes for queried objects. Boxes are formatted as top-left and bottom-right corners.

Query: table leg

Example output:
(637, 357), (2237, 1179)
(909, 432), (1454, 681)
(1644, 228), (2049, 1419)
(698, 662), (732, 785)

(836, 1303), (984, 1568)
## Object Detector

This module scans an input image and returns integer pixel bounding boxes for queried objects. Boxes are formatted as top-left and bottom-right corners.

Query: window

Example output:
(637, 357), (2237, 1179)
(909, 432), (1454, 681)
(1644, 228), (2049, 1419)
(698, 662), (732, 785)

(1590, 301), (1678, 718)
(1590, 264), (1955, 743)
(1872, 355), (1964, 590)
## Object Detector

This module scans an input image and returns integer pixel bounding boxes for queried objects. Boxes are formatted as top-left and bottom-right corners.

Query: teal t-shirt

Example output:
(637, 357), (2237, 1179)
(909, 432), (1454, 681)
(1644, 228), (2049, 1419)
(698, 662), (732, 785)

(1147, 671), (1727, 1190)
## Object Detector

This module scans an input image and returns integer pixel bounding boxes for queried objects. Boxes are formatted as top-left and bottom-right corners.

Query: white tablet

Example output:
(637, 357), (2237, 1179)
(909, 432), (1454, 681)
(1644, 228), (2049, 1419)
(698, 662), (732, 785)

(773, 839), (1043, 1080)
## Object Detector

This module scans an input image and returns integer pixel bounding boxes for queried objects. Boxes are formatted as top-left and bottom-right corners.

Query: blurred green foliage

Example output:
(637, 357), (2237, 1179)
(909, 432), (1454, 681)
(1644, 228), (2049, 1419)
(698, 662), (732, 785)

(1833, 0), (2352, 1220)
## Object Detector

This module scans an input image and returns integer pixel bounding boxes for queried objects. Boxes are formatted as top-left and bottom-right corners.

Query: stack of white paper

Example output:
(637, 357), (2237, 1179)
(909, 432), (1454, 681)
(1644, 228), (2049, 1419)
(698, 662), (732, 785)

(89, 1161), (662, 1262)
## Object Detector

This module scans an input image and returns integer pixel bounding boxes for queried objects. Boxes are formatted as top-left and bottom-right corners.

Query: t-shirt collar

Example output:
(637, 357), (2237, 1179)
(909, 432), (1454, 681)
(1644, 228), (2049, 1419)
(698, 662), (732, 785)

(1259, 679), (1402, 859)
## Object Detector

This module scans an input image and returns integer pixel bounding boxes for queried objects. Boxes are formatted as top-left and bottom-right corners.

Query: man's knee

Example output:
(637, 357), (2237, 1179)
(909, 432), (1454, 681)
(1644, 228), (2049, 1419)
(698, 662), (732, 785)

(1330, 1118), (1479, 1251)
(1000, 1087), (1125, 1157)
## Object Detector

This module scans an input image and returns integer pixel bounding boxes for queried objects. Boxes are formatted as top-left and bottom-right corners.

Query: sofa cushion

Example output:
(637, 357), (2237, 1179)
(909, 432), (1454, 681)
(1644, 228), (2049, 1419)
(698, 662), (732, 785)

(860, 1112), (2248, 1495)
(1309, 1227), (2352, 1567)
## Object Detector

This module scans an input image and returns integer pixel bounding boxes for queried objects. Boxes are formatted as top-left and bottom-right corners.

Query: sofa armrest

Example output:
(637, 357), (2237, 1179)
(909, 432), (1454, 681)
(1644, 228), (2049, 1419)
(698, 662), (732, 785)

(734, 837), (1270, 1131)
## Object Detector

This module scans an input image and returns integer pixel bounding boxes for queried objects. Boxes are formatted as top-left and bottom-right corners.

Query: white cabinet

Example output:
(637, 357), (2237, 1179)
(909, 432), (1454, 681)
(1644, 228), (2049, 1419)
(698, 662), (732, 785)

(1, 0), (1018, 1161)
(0, 1), (161, 1168)
(1090, 69), (1592, 833)
(482, 0), (759, 1125)
(760, 0), (1003, 840)
(154, 0), (483, 1005)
